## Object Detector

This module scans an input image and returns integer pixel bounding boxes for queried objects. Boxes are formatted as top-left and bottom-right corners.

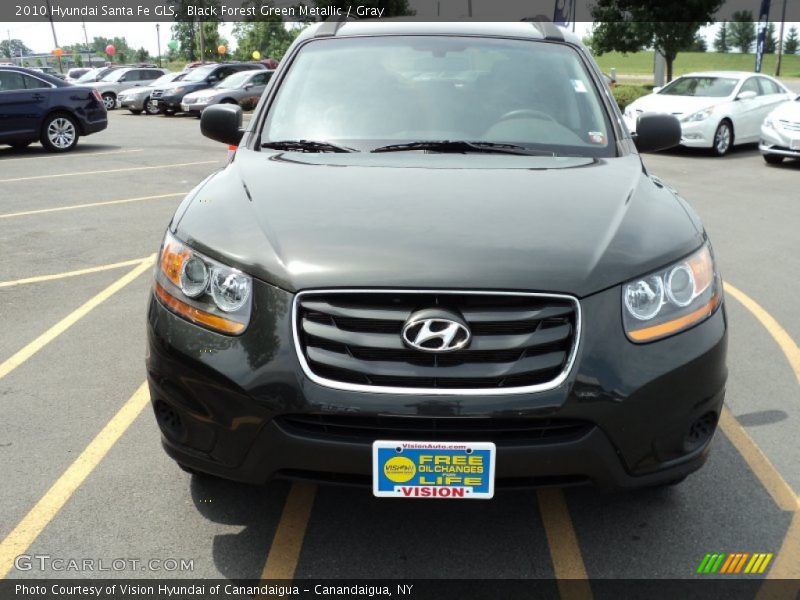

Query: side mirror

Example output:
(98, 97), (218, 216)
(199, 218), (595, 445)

(651, 86), (662, 94)
(633, 113), (681, 153)
(201, 104), (244, 146)
(736, 90), (757, 101)
(244, 83), (253, 90)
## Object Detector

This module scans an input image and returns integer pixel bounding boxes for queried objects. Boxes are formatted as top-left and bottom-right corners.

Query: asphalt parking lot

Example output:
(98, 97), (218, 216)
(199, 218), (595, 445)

(0, 110), (798, 592)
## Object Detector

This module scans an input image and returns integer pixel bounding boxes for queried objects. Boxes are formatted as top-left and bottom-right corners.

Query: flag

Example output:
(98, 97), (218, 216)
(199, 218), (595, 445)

(755, 0), (772, 73)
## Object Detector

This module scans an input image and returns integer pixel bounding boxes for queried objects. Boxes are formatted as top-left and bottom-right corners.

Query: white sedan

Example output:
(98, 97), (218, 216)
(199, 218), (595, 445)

(760, 95), (800, 164)
(623, 71), (793, 156)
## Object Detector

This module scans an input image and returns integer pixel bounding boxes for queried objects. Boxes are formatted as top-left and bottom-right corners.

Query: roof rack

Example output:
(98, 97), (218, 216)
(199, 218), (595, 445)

(314, 14), (357, 38)
(522, 15), (565, 42)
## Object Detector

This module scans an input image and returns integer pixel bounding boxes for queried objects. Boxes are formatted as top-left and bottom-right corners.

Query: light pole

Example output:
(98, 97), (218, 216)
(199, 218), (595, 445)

(775, 0), (788, 76)
(156, 23), (162, 67)
(44, 0), (63, 73)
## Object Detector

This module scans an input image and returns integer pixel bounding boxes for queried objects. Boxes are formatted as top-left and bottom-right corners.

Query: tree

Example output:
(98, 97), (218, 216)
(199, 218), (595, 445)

(784, 27), (799, 55)
(170, 0), (222, 61)
(728, 11), (756, 53)
(233, 20), (304, 62)
(135, 47), (150, 63)
(590, 0), (723, 82)
(689, 32), (707, 52)
(0, 38), (33, 59)
(92, 36), (132, 63)
(713, 22), (728, 52)
(764, 22), (777, 54)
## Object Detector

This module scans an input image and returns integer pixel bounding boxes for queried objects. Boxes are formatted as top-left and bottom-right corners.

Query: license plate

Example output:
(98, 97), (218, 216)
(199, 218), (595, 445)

(372, 440), (495, 499)
(151, 100), (159, 106)
(791, 139), (800, 150)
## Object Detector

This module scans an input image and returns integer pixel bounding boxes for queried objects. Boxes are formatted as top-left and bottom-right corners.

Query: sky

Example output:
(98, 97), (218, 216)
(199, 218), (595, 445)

(5, 21), (800, 57)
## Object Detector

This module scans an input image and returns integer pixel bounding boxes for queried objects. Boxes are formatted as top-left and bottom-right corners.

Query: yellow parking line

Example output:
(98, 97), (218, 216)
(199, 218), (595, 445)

(260, 482), (317, 581)
(0, 161), (218, 183)
(0, 149), (143, 162)
(719, 408), (798, 512)
(0, 192), (186, 219)
(724, 283), (800, 385)
(0, 382), (150, 579)
(537, 488), (592, 599)
(0, 257), (152, 288)
(0, 256), (154, 380)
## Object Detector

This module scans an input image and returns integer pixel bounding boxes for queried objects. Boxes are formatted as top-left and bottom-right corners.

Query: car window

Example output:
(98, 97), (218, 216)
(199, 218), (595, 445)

(758, 77), (781, 95)
(252, 72), (270, 85)
(659, 76), (738, 97)
(0, 71), (27, 92)
(740, 78), (761, 96)
(263, 36), (615, 157)
(23, 74), (50, 90)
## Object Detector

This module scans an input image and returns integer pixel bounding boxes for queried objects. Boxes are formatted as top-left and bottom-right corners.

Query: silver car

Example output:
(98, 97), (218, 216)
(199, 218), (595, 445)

(119, 72), (185, 115)
(90, 67), (168, 110)
(760, 95), (800, 164)
(180, 69), (274, 115)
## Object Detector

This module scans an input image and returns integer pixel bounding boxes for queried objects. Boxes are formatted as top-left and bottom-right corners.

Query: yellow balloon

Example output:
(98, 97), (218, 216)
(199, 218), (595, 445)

(252, 50), (261, 60)
(217, 45), (227, 55)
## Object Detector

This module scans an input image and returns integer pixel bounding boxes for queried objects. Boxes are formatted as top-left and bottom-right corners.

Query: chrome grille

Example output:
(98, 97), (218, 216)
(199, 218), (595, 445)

(150, 89), (164, 99)
(778, 119), (800, 132)
(293, 290), (580, 395)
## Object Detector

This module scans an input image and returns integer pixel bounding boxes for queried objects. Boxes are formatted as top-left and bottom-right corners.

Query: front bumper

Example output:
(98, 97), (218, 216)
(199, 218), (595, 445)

(146, 281), (728, 491)
(153, 94), (183, 111)
(119, 94), (147, 110)
(180, 100), (208, 114)
(760, 124), (800, 158)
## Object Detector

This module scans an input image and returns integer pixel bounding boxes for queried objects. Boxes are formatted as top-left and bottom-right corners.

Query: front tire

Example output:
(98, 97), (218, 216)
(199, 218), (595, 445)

(763, 154), (784, 165)
(711, 120), (733, 156)
(40, 113), (79, 152)
(101, 92), (116, 111)
(144, 97), (160, 115)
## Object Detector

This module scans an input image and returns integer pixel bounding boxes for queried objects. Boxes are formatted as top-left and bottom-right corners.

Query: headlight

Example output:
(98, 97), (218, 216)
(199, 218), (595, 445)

(622, 244), (722, 343)
(194, 96), (211, 105)
(763, 116), (774, 129)
(173, 86), (185, 94)
(681, 107), (714, 123)
(155, 231), (252, 334)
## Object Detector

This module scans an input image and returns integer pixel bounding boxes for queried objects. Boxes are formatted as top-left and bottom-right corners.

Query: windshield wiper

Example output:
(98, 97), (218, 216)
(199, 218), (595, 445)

(261, 140), (356, 153)
(371, 140), (549, 155)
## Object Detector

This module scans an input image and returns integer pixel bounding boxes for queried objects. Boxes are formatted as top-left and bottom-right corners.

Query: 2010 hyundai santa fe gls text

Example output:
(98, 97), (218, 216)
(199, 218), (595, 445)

(146, 21), (727, 498)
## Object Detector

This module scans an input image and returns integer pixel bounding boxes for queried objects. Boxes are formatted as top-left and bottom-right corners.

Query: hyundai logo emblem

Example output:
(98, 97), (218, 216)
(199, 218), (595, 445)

(401, 309), (471, 353)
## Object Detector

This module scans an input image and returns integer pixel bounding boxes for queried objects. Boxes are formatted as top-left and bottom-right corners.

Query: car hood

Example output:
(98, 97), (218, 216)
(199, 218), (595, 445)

(173, 150), (703, 297)
(767, 98), (800, 121)
(630, 93), (725, 117)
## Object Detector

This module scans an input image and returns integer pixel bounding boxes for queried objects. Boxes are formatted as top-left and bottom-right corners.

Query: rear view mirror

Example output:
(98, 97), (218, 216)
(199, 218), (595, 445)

(201, 104), (244, 146)
(634, 113), (681, 153)
(736, 90), (757, 101)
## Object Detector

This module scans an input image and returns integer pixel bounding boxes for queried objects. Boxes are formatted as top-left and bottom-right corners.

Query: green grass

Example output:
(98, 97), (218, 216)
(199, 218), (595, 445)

(595, 51), (800, 79)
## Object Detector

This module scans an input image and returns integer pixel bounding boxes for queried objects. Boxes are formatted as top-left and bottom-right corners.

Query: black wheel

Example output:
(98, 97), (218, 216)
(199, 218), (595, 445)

(128, 108), (142, 115)
(144, 97), (161, 115)
(101, 92), (116, 111)
(40, 113), (79, 152)
(763, 154), (784, 165)
(711, 120), (733, 156)
(9, 141), (31, 149)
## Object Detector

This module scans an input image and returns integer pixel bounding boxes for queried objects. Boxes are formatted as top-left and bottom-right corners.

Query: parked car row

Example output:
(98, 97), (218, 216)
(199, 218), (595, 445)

(623, 70), (799, 165)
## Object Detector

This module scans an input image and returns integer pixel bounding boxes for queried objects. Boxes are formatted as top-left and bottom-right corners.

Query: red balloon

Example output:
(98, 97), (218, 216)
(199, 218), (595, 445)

(105, 44), (116, 56)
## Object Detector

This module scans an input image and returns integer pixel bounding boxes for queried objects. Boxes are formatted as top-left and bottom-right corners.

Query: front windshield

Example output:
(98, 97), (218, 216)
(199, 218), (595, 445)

(101, 69), (128, 82)
(75, 69), (99, 83)
(216, 71), (252, 89)
(659, 76), (738, 97)
(262, 36), (614, 157)
(151, 72), (180, 87)
(183, 65), (215, 82)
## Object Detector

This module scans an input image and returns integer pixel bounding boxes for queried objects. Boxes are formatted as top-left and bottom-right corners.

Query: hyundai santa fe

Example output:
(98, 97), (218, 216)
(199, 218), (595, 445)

(146, 21), (727, 498)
